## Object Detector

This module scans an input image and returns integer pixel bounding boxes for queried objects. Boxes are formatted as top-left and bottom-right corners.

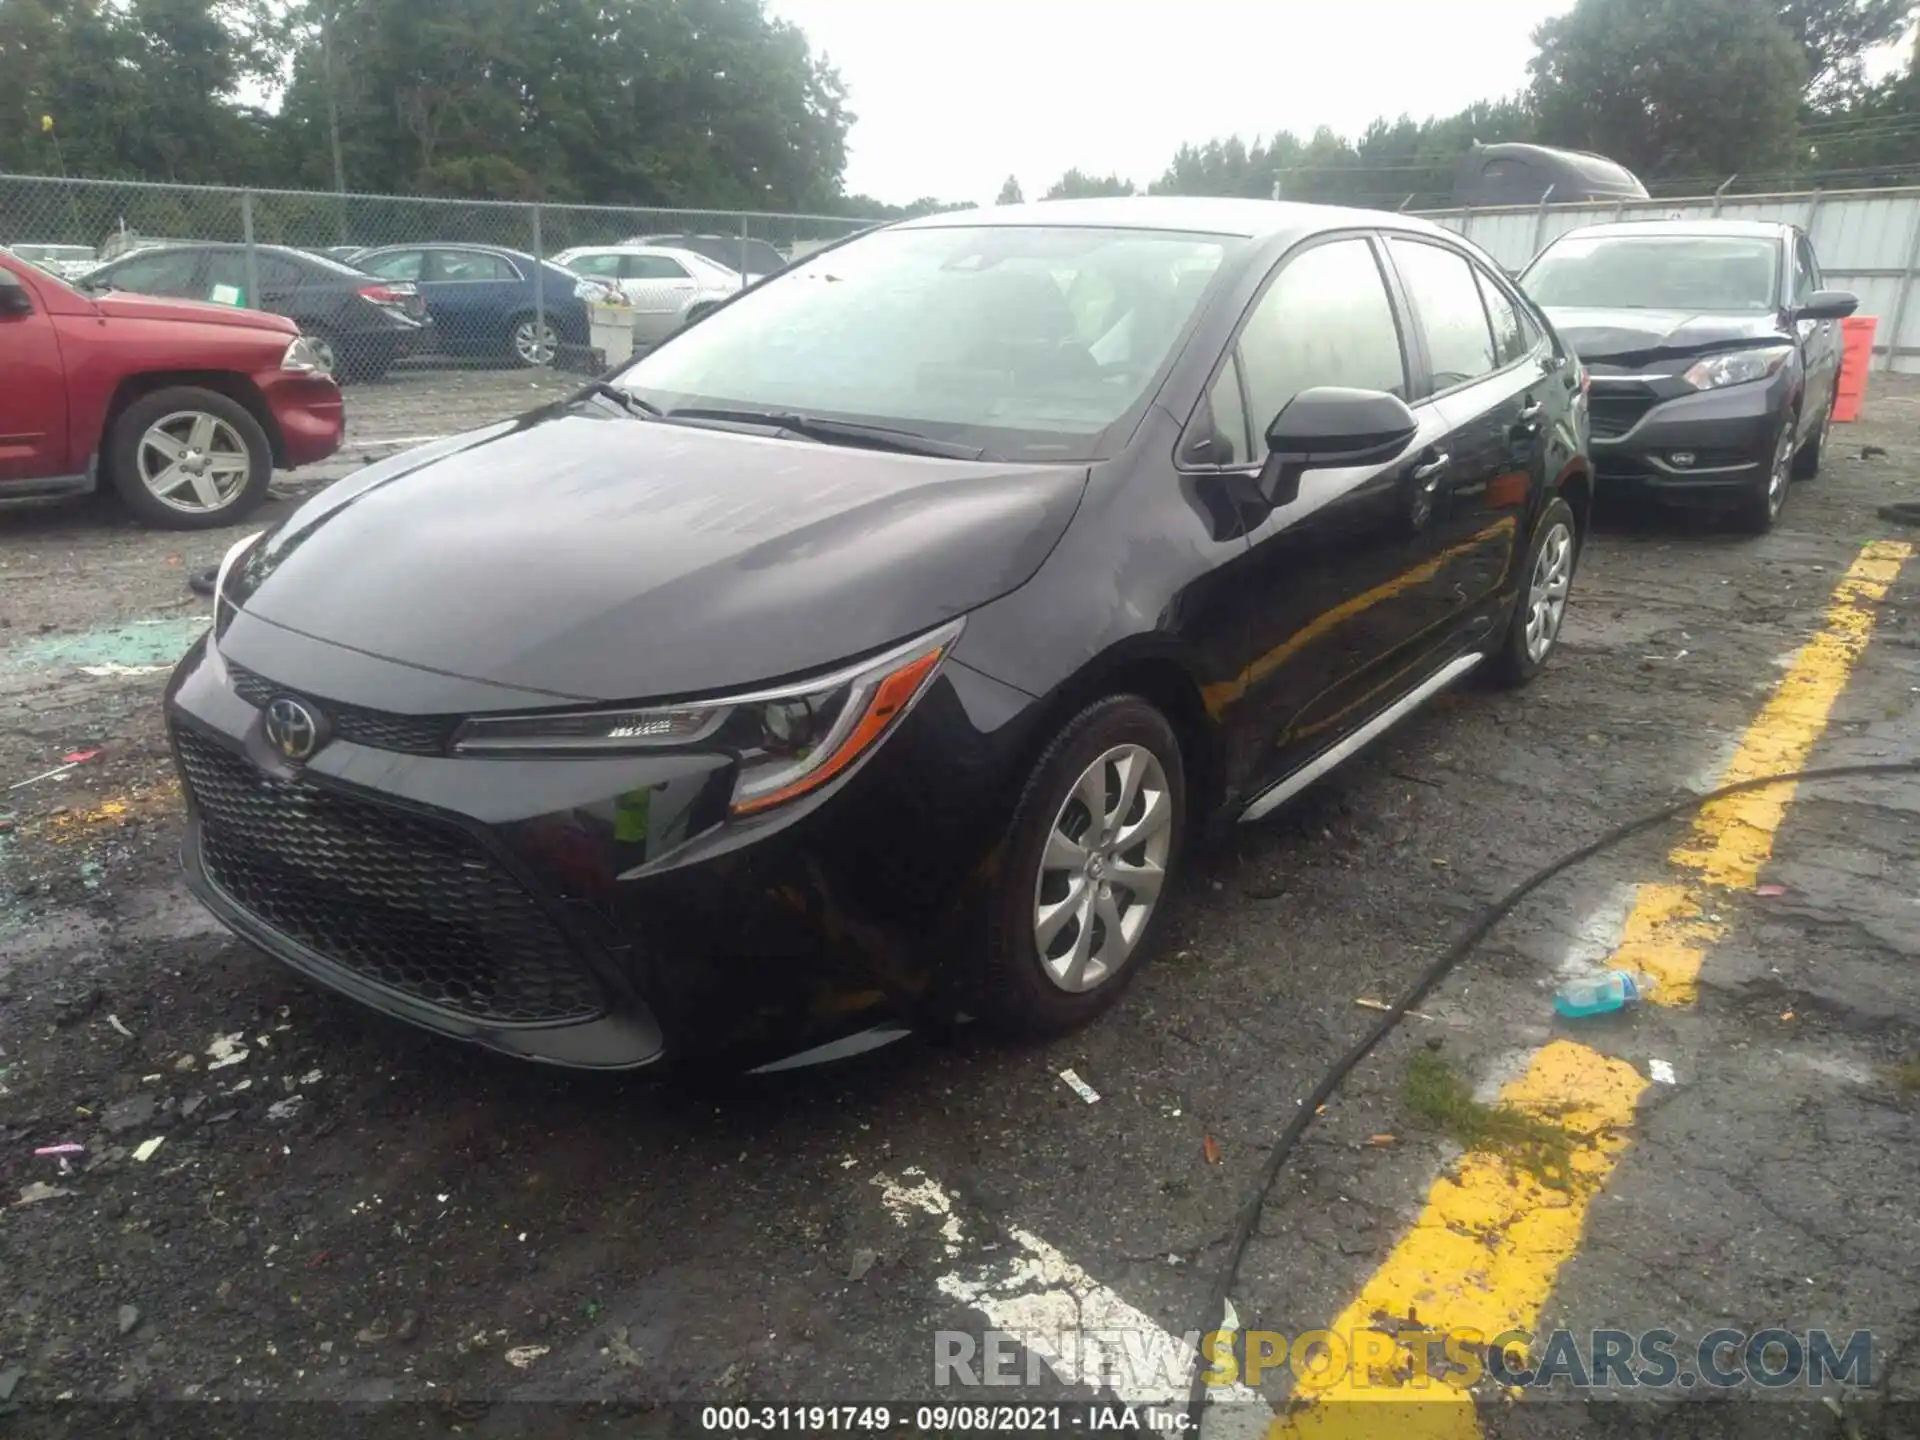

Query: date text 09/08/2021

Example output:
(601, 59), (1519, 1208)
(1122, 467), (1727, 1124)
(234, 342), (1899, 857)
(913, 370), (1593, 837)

(696, 1405), (1164, 1433)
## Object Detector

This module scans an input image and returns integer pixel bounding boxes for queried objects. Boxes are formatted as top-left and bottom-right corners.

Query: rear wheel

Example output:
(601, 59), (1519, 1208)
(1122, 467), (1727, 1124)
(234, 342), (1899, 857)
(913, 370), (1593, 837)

(1736, 416), (1796, 534)
(1488, 496), (1577, 688)
(980, 696), (1186, 1036)
(508, 314), (559, 367)
(107, 386), (272, 530)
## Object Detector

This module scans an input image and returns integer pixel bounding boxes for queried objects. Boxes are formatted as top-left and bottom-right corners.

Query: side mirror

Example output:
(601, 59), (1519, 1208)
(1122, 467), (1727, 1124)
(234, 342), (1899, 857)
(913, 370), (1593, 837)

(0, 281), (33, 319)
(1794, 289), (1858, 322)
(1257, 387), (1420, 506)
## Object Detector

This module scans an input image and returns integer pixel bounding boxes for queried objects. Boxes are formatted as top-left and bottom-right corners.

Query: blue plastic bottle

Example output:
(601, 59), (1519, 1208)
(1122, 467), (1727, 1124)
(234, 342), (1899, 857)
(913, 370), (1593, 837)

(1553, 970), (1652, 1018)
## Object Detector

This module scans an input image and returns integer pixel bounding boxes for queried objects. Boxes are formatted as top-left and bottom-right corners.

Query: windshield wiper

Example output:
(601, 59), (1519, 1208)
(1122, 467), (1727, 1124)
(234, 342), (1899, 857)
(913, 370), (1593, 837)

(665, 406), (987, 460)
(572, 379), (660, 418)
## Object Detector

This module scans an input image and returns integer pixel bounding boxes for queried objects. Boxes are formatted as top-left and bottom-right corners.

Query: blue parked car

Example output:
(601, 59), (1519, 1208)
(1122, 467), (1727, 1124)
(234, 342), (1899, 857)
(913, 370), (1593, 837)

(347, 244), (602, 367)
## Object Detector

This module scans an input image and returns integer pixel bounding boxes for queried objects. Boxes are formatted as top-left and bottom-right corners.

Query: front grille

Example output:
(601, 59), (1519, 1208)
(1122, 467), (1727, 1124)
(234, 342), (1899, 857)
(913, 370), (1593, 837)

(227, 661), (457, 756)
(175, 727), (602, 1026)
(1587, 392), (1660, 439)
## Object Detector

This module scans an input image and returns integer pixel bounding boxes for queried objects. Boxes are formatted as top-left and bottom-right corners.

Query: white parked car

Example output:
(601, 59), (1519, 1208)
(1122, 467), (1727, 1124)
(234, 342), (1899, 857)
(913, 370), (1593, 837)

(549, 245), (742, 342)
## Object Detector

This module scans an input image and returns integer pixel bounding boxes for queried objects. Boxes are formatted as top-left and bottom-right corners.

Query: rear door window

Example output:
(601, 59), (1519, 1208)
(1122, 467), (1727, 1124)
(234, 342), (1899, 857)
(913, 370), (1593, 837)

(104, 249), (202, 296)
(1388, 239), (1499, 391)
(1473, 266), (1531, 367)
(568, 253), (622, 279)
(625, 254), (692, 280)
(362, 250), (425, 281)
(432, 250), (517, 282)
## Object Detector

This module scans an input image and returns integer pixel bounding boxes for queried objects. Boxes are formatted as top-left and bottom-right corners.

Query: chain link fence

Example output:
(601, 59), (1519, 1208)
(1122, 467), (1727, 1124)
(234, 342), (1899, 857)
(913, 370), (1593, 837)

(0, 173), (879, 375)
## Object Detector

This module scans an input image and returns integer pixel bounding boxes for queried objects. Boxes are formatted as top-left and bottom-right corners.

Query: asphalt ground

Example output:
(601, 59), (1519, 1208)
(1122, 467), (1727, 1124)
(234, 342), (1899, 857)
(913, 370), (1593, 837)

(2, 366), (1920, 1439)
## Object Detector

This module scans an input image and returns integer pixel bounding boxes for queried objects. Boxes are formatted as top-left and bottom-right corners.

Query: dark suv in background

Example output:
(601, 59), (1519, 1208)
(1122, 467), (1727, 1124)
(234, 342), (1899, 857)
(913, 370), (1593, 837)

(1521, 219), (1856, 532)
(78, 242), (429, 382)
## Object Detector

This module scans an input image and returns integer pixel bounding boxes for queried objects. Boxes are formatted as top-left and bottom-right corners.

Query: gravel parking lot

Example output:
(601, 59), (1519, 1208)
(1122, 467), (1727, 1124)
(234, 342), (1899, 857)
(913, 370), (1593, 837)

(4, 369), (1920, 1436)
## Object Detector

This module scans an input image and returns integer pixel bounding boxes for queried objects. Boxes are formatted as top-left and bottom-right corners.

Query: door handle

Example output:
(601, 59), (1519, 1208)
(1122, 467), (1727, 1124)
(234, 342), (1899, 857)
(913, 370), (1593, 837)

(1411, 451), (1451, 488)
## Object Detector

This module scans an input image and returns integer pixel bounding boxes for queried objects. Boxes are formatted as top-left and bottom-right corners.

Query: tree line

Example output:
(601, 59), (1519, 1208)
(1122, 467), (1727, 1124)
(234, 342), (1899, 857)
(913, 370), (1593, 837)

(993, 0), (1920, 212)
(1, 0), (1916, 221)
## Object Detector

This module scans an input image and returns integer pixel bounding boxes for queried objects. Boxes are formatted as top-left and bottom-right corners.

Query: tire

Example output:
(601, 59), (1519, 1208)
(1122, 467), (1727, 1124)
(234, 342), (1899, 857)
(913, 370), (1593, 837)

(979, 696), (1187, 1036)
(507, 313), (559, 368)
(1792, 383), (1837, 480)
(107, 386), (273, 530)
(1735, 413), (1797, 535)
(681, 301), (718, 330)
(1487, 496), (1578, 689)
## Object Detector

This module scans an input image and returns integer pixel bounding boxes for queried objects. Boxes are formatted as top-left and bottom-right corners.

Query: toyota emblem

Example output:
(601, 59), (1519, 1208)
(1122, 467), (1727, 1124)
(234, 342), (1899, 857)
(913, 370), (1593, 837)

(264, 697), (325, 762)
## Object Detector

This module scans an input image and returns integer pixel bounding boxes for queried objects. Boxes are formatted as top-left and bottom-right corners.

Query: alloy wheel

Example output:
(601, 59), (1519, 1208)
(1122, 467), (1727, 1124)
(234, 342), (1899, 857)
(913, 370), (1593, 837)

(136, 411), (253, 515)
(1767, 423), (1794, 517)
(1032, 743), (1173, 993)
(1524, 520), (1574, 663)
(513, 319), (559, 367)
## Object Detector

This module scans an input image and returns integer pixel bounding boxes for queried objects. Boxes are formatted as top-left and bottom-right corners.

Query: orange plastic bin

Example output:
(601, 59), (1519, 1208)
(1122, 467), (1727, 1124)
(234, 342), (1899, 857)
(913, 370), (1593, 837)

(1833, 315), (1877, 423)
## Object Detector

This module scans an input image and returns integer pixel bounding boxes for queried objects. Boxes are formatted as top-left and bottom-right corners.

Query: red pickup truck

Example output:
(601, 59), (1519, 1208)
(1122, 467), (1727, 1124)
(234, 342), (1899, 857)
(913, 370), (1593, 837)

(0, 248), (344, 529)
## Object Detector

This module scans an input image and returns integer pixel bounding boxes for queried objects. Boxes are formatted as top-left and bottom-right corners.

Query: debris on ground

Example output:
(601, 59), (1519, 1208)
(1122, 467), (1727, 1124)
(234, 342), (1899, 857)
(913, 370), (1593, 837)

(32, 1143), (85, 1157)
(505, 1344), (549, 1369)
(17, 1182), (75, 1205)
(130, 1137), (164, 1163)
(1755, 883), (1789, 897)
(1366, 1134), (1396, 1147)
(116, 1304), (141, 1336)
(105, 1013), (135, 1038)
(846, 1248), (878, 1282)
(1202, 1134), (1222, 1165)
(102, 1093), (157, 1134)
(1649, 1059), (1678, 1085)
(1058, 1068), (1100, 1104)
(265, 1095), (304, 1122)
(205, 1032), (249, 1070)
(1356, 996), (1437, 1021)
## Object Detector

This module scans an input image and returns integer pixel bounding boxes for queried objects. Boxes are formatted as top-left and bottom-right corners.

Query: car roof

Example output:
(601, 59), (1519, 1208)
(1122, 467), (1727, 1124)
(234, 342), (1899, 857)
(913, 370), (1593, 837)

(892, 196), (1461, 243)
(1553, 219), (1791, 243)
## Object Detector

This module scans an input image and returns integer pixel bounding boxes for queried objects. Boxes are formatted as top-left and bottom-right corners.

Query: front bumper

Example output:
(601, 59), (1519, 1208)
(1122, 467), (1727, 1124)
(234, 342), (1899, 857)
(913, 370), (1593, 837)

(257, 372), (346, 469)
(163, 628), (1031, 1071)
(1587, 369), (1791, 502)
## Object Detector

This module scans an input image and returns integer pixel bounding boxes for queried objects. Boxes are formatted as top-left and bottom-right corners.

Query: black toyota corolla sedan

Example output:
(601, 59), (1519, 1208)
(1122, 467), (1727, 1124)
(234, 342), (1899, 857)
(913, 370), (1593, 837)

(165, 197), (1592, 1073)
(1521, 219), (1857, 532)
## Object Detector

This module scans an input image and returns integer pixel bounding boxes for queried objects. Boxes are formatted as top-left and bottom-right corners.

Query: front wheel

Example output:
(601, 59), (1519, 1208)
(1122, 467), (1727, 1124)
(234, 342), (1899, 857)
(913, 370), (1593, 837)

(1736, 415), (1796, 534)
(1792, 384), (1837, 480)
(1487, 496), (1577, 688)
(980, 696), (1186, 1036)
(107, 387), (272, 530)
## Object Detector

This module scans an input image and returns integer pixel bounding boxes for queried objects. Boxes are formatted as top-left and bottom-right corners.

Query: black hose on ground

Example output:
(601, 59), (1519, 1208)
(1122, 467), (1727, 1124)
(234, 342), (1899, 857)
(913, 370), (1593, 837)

(1877, 501), (1920, 527)
(1183, 756), (1920, 1426)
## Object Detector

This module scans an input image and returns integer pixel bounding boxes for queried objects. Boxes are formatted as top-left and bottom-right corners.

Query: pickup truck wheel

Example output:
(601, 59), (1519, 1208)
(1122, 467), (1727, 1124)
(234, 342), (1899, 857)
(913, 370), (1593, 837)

(108, 387), (272, 530)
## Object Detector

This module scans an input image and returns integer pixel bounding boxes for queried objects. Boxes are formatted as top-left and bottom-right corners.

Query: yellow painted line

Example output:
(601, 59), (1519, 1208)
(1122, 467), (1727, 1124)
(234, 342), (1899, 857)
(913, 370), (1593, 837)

(1274, 539), (1910, 1435)
(41, 781), (181, 841)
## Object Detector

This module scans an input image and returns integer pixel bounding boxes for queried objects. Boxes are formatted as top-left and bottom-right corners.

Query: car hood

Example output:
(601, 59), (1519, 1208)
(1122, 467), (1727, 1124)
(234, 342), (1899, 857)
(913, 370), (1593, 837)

(91, 289), (300, 334)
(229, 412), (1088, 704)
(1541, 306), (1784, 367)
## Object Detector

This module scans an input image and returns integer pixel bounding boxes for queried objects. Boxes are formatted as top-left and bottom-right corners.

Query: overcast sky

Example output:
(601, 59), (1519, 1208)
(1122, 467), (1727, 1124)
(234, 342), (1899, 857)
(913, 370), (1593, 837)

(765, 0), (1581, 205)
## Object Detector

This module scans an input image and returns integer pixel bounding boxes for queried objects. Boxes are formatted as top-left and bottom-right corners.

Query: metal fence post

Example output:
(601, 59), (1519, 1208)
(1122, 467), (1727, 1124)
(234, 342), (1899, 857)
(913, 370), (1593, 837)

(1711, 174), (1737, 217)
(1882, 196), (1920, 374)
(240, 189), (260, 311)
(1803, 186), (1824, 239)
(739, 214), (751, 291)
(531, 202), (545, 363)
(1531, 185), (1557, 259)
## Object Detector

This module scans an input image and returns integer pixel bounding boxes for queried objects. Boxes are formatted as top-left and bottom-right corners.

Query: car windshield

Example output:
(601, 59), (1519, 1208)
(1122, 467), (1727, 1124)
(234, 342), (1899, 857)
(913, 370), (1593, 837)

(617, 224), (1232, 460)
(1523, 234), (1781, 313)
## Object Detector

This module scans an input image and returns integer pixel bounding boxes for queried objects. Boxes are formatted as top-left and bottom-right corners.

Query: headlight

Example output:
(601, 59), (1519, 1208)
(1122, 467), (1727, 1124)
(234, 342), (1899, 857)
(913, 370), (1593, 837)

(1681, 346), (1791, 391)
(281, 335), (328, 373)
(451, 620), (963, 816)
